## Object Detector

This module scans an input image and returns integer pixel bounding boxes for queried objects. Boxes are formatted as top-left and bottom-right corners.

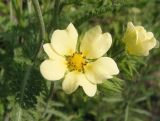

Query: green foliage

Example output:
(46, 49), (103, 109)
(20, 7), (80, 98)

(0, 0), (160, 121)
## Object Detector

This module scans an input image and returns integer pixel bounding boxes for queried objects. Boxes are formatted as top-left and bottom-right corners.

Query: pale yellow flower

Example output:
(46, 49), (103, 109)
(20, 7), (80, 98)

(40, 23), (119, 97)
(123, 22), (158, 56)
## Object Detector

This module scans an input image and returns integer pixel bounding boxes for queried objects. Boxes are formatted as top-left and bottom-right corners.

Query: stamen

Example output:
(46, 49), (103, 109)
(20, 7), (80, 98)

(67, 52), (87, 72)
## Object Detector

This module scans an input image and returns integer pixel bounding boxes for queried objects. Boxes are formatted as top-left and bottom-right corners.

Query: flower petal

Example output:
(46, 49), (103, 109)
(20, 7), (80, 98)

(62, 71), (80, 94)
(40, 60), (67, 81)
(84, 57), (119, 84)
(43, 43), (64, 60)
(155, 40), (159, 48)
(135, 26), (147, 43)
(123, 22), (158, 56)
(127, 36), (157, 56)
(62, 71), (97, 96)
(51, 23), (78, 56)
(63, 71), (97, 96)
(78, 74), (97, 97)
(138, 37), (157, 56)
(80, 26), (112, 59)
(146, 32), (154, 40)
(123, 22), (137, 45)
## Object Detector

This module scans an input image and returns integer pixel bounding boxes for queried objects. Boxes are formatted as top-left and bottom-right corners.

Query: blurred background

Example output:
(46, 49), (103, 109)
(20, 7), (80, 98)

(0, 0), (160, 121)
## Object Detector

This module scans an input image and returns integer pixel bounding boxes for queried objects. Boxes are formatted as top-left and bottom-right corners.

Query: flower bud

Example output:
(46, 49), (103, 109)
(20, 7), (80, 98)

(123, 22), (158, 56)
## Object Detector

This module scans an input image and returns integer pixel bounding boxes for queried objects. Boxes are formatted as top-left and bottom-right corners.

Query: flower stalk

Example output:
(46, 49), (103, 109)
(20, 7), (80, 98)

(17, 0), (46, 121)
(31, 0), (46, 61)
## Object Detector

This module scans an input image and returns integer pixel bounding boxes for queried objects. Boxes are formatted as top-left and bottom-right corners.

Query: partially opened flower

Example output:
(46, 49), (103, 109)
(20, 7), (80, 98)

(40, 23), (119, 97)
(123, 22), (158, 56)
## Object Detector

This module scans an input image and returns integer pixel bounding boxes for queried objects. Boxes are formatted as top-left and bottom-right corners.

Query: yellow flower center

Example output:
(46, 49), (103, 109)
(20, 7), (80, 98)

(67, 52), (86, 72)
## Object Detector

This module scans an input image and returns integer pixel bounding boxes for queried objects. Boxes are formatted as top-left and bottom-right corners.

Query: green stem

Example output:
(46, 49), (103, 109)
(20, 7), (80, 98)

(39, 1), (61, 120)
(17, 65), (32, 121)
(39, 82), (55, 121)
(9, 0), (14, 22)
(2, 99), (11, 121)
(124, 104), (129, 121)
(53, 0), (60, 29)
(31, 0), (45, 41)
(17, 0), (46, 121)
(27, 0), (32, 14)
(31, 0), (46, 61)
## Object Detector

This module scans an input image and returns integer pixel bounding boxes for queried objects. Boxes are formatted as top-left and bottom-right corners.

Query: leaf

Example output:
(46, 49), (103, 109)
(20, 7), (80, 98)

(102, 97), (124, 103)
(130, 108), (151, 117)
(134, 92), (153, 103)
(47, 109), (70, 121)
(124, 104), (129, 121)
(100, 77), (125, 96)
